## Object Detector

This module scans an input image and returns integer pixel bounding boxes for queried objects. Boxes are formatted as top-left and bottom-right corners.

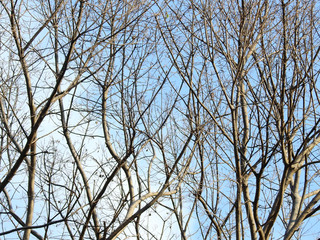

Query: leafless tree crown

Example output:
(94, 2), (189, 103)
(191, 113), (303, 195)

(1, 0), (320, 239)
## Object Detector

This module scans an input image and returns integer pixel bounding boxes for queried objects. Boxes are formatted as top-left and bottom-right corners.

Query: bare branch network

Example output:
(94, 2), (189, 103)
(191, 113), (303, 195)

(0, 0), (320, 239)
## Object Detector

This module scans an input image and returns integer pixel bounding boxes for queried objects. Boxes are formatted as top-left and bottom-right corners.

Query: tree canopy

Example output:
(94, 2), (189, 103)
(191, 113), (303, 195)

(1, 0), (320, 239)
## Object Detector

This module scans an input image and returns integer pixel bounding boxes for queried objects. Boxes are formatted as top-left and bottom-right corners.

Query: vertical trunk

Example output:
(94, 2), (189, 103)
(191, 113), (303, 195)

(285, 171), (301, 237)
(232, 106), (242, 240)
(23, 138), (36, 240)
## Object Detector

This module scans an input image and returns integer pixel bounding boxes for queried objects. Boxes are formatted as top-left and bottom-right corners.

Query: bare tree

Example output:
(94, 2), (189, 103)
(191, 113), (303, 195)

(0, 0), (198, 239)
(156, 0), (320, 239)
(1, 0), (320, 239)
